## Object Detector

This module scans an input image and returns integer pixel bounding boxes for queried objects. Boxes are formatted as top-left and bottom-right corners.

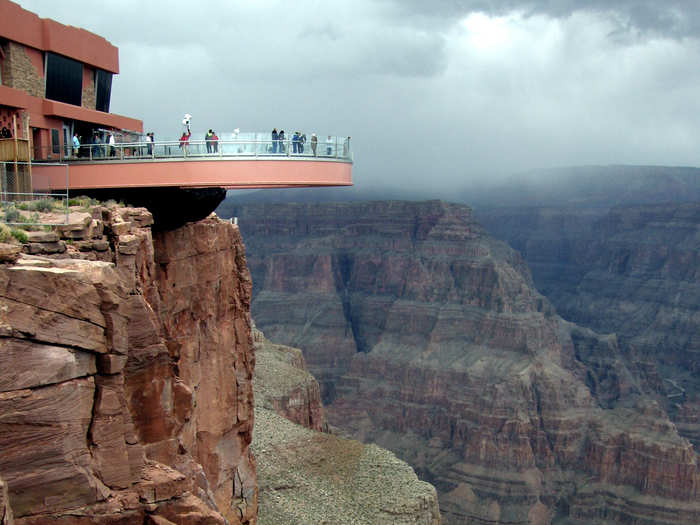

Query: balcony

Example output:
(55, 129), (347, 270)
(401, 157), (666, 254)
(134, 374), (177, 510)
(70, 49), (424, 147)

(32, 135), (353, 192)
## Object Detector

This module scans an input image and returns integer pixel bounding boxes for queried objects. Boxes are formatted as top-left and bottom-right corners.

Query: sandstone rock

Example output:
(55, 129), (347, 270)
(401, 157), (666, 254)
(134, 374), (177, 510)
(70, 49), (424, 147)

(96, 354), (127, 375)
(110, 220), (131, 236)
(24, 241), (66, 255)
(25, 231), (58, 243)
(117, 234), (140, 255)
(55, 212), (95, 240)
(0, 340), (96, 391)
(0, 244), (21, 264)
(0, 209), (257, 524)
(234, 200), (700, 525)
(0, 377), (106, 516)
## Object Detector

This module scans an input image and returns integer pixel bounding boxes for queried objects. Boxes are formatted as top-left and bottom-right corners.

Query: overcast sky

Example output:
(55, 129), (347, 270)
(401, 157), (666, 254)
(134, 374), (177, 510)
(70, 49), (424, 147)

(17, 0), (700, 192)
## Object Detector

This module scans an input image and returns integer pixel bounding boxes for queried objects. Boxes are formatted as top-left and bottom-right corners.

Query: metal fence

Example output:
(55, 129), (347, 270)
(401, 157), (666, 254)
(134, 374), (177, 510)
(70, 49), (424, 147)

(1, 162), (70, 226)
(35, 134), (353, 163)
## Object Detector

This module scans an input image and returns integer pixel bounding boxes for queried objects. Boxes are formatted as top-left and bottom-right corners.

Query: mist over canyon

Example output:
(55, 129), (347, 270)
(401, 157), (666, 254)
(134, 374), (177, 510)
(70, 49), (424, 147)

(218, 166), (700, 524)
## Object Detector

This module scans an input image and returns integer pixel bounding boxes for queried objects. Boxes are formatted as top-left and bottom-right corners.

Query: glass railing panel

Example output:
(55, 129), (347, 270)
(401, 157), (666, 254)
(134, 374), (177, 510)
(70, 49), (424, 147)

(30, 133), (351, 162)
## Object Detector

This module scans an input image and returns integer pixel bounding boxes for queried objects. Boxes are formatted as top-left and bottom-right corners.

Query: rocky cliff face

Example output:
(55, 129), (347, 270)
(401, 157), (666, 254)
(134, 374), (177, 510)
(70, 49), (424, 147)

(0, 207), (256, 524)
(252, 327), (441, 525)
(477, 202), (700, 452)
(230, 200), (700, 525)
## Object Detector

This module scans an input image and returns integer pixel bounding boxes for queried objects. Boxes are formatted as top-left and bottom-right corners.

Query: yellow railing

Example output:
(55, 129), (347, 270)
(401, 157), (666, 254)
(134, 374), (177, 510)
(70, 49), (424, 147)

(0, 139), (31, 162)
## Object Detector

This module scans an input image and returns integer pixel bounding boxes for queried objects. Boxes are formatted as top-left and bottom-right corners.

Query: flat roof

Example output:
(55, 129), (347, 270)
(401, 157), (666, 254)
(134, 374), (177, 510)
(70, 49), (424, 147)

(0, 0), (119, 73)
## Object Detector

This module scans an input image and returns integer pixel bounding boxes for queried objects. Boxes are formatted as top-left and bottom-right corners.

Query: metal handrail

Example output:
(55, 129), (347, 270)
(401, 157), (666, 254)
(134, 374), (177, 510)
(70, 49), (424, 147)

(34, 135), (353, 163)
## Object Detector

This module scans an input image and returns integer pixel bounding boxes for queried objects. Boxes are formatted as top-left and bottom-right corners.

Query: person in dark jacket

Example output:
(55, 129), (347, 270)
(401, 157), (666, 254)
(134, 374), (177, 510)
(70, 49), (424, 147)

(292, 131), (300, 153)
(278, 130), (286, 153)
(271, 128), (278, 153)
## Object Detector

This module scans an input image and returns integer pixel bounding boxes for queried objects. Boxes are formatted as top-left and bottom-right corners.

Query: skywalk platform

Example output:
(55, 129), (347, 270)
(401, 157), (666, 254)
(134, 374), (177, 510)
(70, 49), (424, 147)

(31, 138), (353, 192)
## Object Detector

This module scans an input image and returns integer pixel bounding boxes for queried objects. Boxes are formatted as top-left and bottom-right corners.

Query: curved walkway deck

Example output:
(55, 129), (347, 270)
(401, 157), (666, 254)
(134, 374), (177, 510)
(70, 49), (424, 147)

(31, 139), (353, 192)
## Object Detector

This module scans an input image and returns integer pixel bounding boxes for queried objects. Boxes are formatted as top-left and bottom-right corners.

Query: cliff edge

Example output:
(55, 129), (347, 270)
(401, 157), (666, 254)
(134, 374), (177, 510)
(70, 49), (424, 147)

(0, 206), (256, 524)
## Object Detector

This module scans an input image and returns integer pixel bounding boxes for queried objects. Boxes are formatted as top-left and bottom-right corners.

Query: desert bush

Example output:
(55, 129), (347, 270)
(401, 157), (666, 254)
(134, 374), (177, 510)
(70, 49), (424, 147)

(0, 223), (12, 242)
(4, 205), (21, 223)
(28, 199), (56, 213)
(10, 229), (28, 243)
(68, 196), (98, 208)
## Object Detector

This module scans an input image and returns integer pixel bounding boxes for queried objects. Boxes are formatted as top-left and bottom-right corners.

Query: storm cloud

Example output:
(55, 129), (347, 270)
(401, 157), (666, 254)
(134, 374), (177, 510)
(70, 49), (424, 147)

(17, 0), (700, 193)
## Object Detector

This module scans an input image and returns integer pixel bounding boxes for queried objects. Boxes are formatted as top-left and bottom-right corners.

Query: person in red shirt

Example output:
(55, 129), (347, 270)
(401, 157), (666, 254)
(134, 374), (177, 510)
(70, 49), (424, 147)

(179, 130), (191, 154)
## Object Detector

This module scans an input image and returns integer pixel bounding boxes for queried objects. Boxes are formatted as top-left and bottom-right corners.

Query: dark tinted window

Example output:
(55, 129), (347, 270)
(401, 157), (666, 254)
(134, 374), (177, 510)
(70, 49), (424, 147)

(95, 69), (112, 112)
(51, 128), (60, 154)
(45, 52), (82, 106)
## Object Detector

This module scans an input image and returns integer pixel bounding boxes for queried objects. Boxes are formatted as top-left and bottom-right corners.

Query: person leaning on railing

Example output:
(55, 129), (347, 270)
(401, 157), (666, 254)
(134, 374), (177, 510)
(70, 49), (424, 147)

(72, 133), (80, 157)
(179, 130), (191, 153)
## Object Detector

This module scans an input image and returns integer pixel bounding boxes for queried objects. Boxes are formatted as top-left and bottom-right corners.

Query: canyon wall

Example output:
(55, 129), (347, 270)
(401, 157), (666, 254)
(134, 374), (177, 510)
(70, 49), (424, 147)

(0, 207), (256, 524)
(252, 327), (441, 525)
(477, 202), (700, 452)
(229, 200), (700, 525)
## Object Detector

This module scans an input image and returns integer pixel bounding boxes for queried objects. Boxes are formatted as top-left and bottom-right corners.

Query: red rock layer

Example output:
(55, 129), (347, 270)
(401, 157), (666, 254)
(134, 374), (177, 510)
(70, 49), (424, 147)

(232, 200), (700, 525)
(0, 207), (256, 524)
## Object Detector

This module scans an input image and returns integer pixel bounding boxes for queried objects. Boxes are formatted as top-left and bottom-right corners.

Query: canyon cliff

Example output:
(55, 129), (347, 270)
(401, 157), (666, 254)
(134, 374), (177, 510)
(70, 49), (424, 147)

(252, 326), (441, 524)
(477, 202), (700, 452)
(0, 207), (256, 524)
(225, 200), (700, 525)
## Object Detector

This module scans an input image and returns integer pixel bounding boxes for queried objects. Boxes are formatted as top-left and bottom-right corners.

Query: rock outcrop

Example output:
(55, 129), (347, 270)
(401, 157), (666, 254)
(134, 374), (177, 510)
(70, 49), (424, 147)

(252, 327), (441, 525)
(252, 326), (325, 432)
(477, 202), (700, 451)
(228, 200), (700, 525)
(0, 206), (256, 524)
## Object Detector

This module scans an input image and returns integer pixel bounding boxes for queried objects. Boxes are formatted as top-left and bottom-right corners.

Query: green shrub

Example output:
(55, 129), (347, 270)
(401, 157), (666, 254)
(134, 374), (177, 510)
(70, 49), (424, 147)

(4, 206), (21, 223)
(10, 229), (28, 243)
(0, 223), (12, 243)
(68, 196), (98, 208)
(28, 199), (56, 213)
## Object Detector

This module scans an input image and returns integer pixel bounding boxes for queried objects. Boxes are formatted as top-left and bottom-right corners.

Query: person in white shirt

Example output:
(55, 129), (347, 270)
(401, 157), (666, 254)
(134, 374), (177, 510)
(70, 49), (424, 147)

(108, 133), (116, 157)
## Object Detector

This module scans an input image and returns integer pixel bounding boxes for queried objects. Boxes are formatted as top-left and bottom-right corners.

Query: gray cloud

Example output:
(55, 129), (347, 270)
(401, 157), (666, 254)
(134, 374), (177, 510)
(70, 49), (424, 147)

(15, 0), (700, 194)
(387, 1), (700, 39)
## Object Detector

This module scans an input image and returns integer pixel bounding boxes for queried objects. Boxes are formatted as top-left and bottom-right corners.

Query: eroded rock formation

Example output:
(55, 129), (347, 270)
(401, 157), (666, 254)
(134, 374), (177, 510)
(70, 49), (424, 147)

(0, 206), (256, 524)
(229, 200), (700, 525)
(252, 327), (441, 524)
(477, 202), (700, 451)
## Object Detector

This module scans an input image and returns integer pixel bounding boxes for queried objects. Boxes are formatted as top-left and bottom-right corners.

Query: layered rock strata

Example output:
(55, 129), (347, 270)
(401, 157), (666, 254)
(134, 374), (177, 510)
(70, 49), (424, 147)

(229, 200), (700, 525)
(0, 206), (256, 524)
(252, 327), (441, 525)
(477, 202), (700, 451)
